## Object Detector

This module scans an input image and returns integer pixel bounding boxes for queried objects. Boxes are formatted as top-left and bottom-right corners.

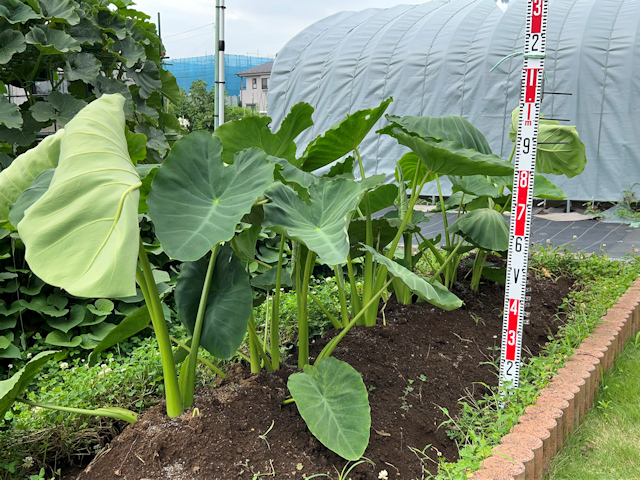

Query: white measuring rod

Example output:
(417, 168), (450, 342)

(499, 0), (549, 392)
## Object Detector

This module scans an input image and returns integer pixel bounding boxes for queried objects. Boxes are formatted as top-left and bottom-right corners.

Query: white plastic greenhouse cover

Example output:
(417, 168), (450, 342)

(268, 0), (640, 201)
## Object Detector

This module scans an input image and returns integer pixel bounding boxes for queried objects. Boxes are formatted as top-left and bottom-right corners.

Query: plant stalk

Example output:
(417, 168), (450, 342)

(168, 335), (226, 378)
(270, 235), (286, 370)
(308, 291), (343, 330)
(16, 398), (137, 423)
(137, 237), (183, 417)
(297, 250), (316, 368)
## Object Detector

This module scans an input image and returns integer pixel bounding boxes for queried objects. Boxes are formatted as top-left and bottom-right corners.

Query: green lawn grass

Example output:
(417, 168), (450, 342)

(547, 334), (640, 480)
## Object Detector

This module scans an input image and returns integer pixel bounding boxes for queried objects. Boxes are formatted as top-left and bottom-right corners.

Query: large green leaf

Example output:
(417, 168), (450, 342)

(29, 91), (87, 126)
(46, 304), (86, 333)
(25, 25), (81, 54)
(263, 177), (368, 265)
(0, 130), (62, 224)
(491, 174), (567, 200)
(449, 175), (501, 198)
(447, 208), (509, 252)
(0, 29), (26, 64)
(396, 152), (436, 189)
(0, 95), (22, 129)
(348, 218), (398, 258)
(213, 102), (314, 164)
(64, 52), (101, 83)
(18, 94), (141, 298)
(117, 36), (146, 68)
(509, 107), (586, 178)
(380, 127), (514, 177)
(0, 351), (57, 420)
(288, 357), (370, 461)
(148, 132), (275, 261)
(0, 0), (40, 24)
(45, 330), (82, 347)
(89, 306), (150, 365)
(361, 245), (462, 310)
(126, 61), (161, 99)
(268, 155), (318, 188)
(159, 69), (181, 105)
(175, 245), (252, 359)
(359, 183), (398, 214)
(38, 0), (80, 25)
(386, 114), (493, 154)
(301, 98), (392, 172)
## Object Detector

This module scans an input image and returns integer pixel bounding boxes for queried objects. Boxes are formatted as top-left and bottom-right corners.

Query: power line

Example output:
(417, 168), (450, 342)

(163, 22), (214, 39)
(165, 31), (213, 44)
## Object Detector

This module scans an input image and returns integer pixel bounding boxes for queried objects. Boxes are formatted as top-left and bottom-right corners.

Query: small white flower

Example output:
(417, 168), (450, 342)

(60, 362), (69, 370)
(32, 407), (42, 413)
(104, 368), (113, 375)
(98, 371), (105, 378)
(325, 277), (334, 283)
(109, 358), (114, 363)
(356, 282), (362, 287)
(573, 235), (577, 240)
(81, 359), (86, 362)
(101, 364), (108, 369)
(23, 456), (34, 468)
(333, 286), (338, 291)
(7, 364), (12, 370)
(378, 470), (389, 480)
(546, 239), (551, 244)
(602, 243), (606, 247)
(120, 368), (127, 373)
(26, 353), (33, 360)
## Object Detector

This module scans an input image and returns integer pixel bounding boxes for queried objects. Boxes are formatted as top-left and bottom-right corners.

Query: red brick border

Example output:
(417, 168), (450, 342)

(469, 276), (640, 480)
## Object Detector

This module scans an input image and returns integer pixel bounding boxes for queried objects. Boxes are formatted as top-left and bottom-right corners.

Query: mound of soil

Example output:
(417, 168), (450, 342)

(73, 270), (573, 480)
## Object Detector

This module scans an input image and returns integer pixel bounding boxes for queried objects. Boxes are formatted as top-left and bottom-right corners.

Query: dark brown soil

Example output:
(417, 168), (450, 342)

(74, 269), (573, 480)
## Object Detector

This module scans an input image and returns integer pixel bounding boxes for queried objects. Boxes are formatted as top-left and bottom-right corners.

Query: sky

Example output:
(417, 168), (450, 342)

(132, 1), (409, 60)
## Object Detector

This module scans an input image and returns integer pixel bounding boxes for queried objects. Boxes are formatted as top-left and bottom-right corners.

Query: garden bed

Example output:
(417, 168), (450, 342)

(72, 268), (573, 480)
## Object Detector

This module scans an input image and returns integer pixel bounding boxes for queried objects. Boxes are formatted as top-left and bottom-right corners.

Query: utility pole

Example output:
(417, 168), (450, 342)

(214, 0), (226, 129)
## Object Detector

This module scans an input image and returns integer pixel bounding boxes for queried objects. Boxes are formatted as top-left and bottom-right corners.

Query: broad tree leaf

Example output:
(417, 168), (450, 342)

(25, 25), (81, 54)
(159, 69), (180, 105)
(126, 127), (147, 165)
(64, 52), (101, 83)
(380, 127), (514, 177)
(0, 95), (22, 129)
(361, 245), (462, 310)
(38, 0), (80, 25)
(117, 35), (145, 68)
(134, 124), (168, 156)
(175, 245), (252, 359)
(70, 16), (102, 44)
(0, 0), (40, 24)
(325, 156), (355, 179)
(149, 133), (274, 261)
(0, 351), (57, 419)
(386, 115), (493, 154)
(263, 177), (368, 265)
(30, 91), (87, 126)
(126, 61), (161, 99)
(301, 98), (392, 172)
(288, 357), (370, 461)
(0, 341), (21, 359)
(19, 94), (141, 298)
(92, 76), (133, 115)
(0, 112), (47, 147)
(0, 30), (26, 64)
(447, 208), (509, 252)
(232, 206), (264, 263)
(214, 102), (314, 164)
(250, 267), (294, 290)
(0, 130), (62, 224)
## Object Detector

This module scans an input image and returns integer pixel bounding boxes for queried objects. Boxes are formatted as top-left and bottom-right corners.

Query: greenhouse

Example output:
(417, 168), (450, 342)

(269, 0), (640, 201)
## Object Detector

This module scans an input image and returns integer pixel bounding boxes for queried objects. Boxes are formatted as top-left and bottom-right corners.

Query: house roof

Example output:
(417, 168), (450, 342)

(235, 61), (273, 77)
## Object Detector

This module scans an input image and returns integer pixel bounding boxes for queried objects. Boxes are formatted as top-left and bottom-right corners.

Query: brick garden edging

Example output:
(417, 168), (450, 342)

(469, 277), (640, 480)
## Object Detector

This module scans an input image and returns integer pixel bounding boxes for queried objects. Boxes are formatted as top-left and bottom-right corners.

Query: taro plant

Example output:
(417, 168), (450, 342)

(379, 109), (586, 292)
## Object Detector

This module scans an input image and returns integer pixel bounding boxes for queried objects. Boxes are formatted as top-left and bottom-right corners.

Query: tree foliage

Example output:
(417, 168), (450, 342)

(0, 0), (181, 162)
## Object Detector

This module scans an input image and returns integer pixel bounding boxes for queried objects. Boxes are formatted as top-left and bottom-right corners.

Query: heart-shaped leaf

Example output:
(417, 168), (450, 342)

(46, 304), (86, 333)
(214, 102), (314, 164)
(0, 130), (62, 224)
(447, 208), (509, 252)
(64, 52), (101, 83)
(25, 25), (81, 54)
(19, 94), (141, 298)
(0, 351), (57, 419)
(263, 177), (368, 265)
(301, 98), (392, 172)
(386, 114), (493, 154)
(396, 152), (435, 189)
(288, 357), (371, 461)
(0, 95), (22, 129)
(361, 245), (462, 310)
(45, 331), (81, 347)
(30, 91), (87, 127)
(148, 132), (275, 261)
(0, 30), (26, 64)
(0, 0), (40, 24)
(348, 218), (398, 258)
(38, 0), (80, 25)
(126, 61), (161, 99)
(449, 175), (501, 198)
(380, 126), (514, 177)
(175, 245), (252, 359)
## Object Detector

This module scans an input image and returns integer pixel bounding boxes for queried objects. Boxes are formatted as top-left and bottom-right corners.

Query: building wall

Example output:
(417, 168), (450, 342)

(166, 54), (273, 97)
(240, 74), (269, 113)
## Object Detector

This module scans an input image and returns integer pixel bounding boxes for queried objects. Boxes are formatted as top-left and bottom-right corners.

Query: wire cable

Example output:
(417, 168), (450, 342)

(163, 22), (214, 39)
